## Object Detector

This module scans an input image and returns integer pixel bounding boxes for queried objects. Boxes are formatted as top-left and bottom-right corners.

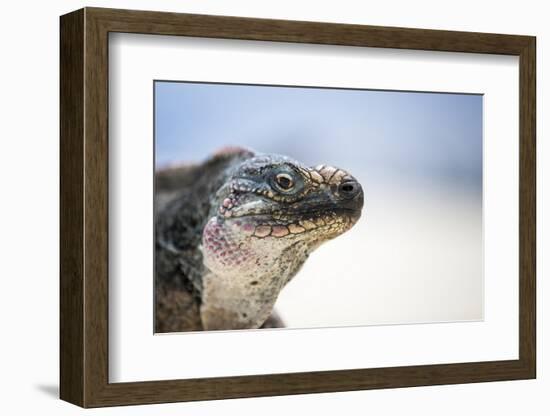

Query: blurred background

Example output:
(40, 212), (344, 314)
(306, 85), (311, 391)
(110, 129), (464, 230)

(155, 81), (483, 328)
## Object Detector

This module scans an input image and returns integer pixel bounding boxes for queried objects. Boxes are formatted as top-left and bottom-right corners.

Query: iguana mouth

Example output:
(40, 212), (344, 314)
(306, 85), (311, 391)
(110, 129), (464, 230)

(220, 205), (361, 221)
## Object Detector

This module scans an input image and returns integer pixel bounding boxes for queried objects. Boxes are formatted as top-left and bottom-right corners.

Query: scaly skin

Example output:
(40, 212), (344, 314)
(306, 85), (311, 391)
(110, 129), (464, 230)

(155, 148), (364, 332)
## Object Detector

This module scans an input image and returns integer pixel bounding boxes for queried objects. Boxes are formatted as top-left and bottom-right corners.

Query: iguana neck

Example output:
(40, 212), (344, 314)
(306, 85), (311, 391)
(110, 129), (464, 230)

(200, 217), (309, 330)
(200, 269), (284, 330)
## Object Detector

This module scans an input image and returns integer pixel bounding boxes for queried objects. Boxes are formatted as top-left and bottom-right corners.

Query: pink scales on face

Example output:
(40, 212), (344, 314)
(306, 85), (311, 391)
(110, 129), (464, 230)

(202, 218), (253, 269)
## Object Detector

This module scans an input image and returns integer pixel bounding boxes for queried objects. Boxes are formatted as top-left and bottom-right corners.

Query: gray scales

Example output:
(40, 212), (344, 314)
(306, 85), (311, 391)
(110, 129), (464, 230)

(155, 148), (364, 332)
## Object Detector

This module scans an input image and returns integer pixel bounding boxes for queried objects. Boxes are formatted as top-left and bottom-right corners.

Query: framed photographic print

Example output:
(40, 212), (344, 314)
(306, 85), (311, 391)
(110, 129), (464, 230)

(60, 7), (536, 408)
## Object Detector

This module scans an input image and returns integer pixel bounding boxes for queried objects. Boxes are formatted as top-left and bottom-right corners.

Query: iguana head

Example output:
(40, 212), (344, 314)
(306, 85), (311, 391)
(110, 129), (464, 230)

(200, 153), (364, 330)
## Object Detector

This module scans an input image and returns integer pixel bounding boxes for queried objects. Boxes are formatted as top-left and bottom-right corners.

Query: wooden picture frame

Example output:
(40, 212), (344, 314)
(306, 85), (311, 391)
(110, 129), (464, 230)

(60, 7), (536, 408)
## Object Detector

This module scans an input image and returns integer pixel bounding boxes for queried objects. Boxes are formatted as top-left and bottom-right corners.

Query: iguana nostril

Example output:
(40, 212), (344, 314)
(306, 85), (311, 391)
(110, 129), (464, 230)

(341, 183), (354, 192)
(338, 181), (361, 198)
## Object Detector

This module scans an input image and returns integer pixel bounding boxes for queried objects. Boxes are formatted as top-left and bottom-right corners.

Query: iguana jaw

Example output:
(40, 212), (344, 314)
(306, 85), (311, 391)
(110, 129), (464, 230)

(200, 211), (357, 330)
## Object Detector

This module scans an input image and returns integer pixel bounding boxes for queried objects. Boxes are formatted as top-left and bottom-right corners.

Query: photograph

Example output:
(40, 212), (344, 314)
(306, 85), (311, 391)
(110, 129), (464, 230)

(154, 81), (483, 333)
(55, 6), (537, 409)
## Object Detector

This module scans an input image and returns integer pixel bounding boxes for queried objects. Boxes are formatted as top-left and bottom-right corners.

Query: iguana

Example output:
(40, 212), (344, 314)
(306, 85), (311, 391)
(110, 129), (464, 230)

(155, 148), (364, 332)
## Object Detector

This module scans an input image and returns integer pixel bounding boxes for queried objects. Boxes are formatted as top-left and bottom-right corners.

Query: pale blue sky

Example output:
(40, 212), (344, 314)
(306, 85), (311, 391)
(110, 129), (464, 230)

(155, 81), (482, 194)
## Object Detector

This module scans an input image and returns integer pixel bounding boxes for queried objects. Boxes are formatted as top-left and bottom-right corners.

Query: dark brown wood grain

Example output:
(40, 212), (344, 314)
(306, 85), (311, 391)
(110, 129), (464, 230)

(518, 38), (537, 375)
(59, 8), (84, 406)
(60, 7), (536, 408)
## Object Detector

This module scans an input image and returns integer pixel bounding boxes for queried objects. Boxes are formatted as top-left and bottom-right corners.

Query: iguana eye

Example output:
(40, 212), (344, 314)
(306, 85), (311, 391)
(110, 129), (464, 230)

(274, 173), (294, 191)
